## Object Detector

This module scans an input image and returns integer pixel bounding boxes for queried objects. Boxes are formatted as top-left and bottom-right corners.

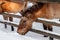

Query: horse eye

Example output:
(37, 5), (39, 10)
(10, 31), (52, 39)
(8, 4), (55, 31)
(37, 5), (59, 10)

(23, 20), (26, 23)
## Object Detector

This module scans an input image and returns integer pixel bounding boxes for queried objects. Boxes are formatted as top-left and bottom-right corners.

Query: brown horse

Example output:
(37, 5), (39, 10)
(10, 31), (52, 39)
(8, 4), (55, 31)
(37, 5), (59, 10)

(17, 2), (60, 40)
(0, 0), (27, 31)
(17, 2), (46, 34)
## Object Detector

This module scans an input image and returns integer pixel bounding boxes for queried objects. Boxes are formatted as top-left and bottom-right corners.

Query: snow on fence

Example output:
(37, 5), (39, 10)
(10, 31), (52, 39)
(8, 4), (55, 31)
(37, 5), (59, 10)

(0, 13), (60, 39)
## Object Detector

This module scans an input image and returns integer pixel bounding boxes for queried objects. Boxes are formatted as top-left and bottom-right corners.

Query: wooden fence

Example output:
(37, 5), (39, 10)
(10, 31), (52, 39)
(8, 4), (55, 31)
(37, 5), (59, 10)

(0, 13), (60, 40)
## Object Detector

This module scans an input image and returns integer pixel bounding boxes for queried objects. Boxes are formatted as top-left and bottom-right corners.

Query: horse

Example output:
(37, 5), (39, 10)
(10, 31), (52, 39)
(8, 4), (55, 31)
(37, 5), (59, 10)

(0, 0), (27, 31)
(17, 2), (60, 40)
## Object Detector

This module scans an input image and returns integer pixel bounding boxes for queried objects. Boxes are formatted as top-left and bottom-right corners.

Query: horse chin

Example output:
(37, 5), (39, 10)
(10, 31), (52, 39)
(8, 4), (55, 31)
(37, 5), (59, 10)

(17, 28), (30, 35)
(17, 23), (32, 35)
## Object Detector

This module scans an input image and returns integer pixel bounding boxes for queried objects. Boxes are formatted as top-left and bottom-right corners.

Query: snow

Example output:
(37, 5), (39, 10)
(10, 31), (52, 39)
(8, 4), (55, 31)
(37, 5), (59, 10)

(0, 15), (39, 40)
(0, 30), (38, 40)
(0, 14), (60, 40)
(0, 2), (60, 40)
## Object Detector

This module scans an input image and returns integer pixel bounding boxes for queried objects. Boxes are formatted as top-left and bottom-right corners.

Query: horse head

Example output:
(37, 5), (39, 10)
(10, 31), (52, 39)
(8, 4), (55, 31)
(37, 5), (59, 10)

(17, 2), (46, 35)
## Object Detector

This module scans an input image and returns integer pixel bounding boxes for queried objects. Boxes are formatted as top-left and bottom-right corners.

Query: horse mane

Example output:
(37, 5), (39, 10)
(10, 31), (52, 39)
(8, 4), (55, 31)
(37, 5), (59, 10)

(21, 2), (45, 16)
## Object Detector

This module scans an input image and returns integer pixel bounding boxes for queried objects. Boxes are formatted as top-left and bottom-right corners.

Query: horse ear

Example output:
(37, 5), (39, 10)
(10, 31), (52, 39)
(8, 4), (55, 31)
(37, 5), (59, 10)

(20, 10), (26, 16)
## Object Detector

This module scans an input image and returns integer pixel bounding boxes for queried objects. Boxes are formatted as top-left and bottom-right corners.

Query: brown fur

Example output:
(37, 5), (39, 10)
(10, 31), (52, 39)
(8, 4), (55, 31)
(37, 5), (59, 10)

(17, 2), (60, 35)
(17, 17), (33, 35)
(17, 2), (46, 34)
(1, 1), (24, 13)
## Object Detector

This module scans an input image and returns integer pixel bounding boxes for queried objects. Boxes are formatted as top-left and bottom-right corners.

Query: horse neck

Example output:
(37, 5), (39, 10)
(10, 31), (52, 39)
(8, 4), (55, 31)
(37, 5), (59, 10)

(33, 3), (48, 19)
(44, 3), (60, 19)
(34, 3), (54, 19)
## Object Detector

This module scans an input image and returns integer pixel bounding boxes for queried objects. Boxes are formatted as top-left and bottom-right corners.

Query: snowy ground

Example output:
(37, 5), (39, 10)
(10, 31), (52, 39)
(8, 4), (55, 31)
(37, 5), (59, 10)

(0, 2), (60, 40)
(0, 14), (60, 40)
